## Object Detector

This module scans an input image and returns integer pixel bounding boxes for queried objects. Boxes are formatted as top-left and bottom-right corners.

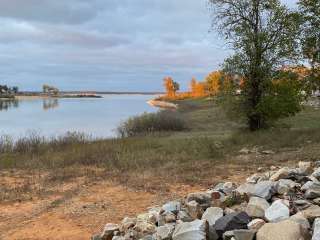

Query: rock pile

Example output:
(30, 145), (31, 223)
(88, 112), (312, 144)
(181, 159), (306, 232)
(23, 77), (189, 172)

(92, 161), (320, 240)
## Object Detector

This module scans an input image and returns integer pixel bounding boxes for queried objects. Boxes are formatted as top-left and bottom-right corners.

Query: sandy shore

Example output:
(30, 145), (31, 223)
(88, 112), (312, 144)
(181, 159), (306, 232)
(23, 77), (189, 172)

(15, 94), (102, 100)
(147, 99), (178, 109)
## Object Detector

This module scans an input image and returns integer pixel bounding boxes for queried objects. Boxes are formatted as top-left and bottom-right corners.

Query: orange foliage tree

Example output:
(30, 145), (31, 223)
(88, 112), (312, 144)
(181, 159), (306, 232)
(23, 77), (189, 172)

(205, 71), (222, 96)
(190, 77), (206, 97)
(163, 77), (180, 98)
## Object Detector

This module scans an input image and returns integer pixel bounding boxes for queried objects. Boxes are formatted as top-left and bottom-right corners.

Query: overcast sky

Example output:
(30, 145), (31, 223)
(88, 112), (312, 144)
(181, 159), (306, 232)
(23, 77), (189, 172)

(0, 0), (297, 91)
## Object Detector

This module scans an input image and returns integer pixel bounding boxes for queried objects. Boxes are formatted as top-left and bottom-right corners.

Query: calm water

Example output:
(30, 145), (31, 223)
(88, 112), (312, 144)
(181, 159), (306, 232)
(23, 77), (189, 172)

(0, 94), (157, 139)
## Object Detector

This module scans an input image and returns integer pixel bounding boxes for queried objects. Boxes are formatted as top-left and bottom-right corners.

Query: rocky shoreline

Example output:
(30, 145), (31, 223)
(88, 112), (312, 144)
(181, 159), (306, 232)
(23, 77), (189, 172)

(92, 161), (320, 240)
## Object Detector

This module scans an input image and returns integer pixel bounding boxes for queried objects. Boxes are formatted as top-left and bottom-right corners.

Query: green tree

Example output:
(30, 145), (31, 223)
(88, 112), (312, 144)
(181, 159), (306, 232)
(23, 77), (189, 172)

(209, 0), (301, 130)
(298, 0), (320, 90)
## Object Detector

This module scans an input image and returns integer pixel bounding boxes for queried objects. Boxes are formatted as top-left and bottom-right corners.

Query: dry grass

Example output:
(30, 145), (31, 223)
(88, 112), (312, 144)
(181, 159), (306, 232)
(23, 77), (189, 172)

(0, 98), (320, 202)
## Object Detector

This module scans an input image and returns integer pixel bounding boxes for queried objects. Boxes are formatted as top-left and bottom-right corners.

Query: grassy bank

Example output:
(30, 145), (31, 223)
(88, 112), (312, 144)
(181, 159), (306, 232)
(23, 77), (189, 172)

(1, 98), (320, 201)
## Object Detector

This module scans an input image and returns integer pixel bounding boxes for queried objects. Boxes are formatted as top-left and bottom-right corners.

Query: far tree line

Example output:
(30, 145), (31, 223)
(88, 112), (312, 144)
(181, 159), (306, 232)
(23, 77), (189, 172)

(0, 85), (19, 95)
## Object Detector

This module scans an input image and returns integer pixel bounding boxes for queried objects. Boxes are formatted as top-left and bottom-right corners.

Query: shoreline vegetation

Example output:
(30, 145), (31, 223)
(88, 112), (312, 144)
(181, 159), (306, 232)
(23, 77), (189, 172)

(1, 98), (320, 184)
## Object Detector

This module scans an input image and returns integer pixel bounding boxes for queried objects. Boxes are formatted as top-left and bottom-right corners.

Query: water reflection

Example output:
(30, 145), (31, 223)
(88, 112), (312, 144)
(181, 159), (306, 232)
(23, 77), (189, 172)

(0, 99), (19, 111)
(0, 98), (60, 111)
(43, 98), (59, 110)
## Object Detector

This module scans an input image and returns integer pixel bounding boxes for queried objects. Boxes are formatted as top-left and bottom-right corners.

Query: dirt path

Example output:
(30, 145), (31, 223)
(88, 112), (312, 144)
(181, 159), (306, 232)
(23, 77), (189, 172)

(0, 179), (203, 240)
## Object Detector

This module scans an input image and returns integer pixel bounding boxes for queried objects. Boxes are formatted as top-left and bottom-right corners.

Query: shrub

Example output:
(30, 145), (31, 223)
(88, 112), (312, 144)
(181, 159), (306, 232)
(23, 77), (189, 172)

(117, 110), (187, 137)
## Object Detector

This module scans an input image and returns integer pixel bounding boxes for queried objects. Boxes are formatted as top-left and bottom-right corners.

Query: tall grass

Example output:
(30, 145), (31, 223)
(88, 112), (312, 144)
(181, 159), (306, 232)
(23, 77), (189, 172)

(117, 110), (187, 137)
(0, 132), (89, 154)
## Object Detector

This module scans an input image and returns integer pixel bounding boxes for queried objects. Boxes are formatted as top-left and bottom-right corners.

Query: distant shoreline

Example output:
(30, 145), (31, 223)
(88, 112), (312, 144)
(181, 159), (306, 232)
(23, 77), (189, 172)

(18, 91), (164, 95)
(10, 91), (164, 100)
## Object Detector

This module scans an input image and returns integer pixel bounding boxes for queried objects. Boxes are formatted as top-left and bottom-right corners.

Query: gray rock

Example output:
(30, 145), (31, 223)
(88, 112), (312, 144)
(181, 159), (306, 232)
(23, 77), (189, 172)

(312, 168), (320, 180)
(302, 181), (314, 191)
(101, 223), (119, 240)
(214, 212), (251, 237)
(276, 179), (299, 195)
(133, 221), (156, 236)
(246, 197), (270, 218)
(299, 204), (320, 221)
(186, 200), (203, 220)
(154, 224), (175, 240)
(223, 182), (237, 195)
(236, 181), (275, 200)
(246, 174), (262, 184)
(172, 219), (208, 240)
(294, 199), (312, 211)
(236, 183), (255, 196)
(247, 219), (265, 231)
(305, 182), (320, 199)
(177, 210), (193, 222)
(223, 229), (256, 240)
(314, 198), (320, 205)
(269, 167), (290, 181)
(137, 212), (158, 225)
(124, 229), (139, 239)
(140, 236), (155, 240)
(289, 214), (310, 231)
(165, 212), (176, 223)
(256, 220), (310, 240)
(120, 217), (136, 232)
(312, 218), (320, 240)
(265, 199), (290, 223)
(162, 201), (181, 214)
(224, 208), (235, 215)
(187, 192), (212, 208)
(201, 207), (224, 226)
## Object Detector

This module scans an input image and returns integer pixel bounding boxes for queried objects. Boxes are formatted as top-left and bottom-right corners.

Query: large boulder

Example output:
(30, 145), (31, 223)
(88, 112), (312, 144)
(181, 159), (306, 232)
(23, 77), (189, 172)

(236, 181), (275, 200)
(172, 219), (208, 240)
(265, 199), (290, 223)
(256, 220), (310, 240)
(312, 218), (320, 240)
(246, 197), (270, 218)
(201, 207), (224, 226)
(214, 212), (251, 237)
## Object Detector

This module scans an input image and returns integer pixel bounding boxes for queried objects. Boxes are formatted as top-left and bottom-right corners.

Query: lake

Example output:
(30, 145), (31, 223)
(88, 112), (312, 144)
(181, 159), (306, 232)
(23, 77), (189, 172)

(0, 94), (158, 139)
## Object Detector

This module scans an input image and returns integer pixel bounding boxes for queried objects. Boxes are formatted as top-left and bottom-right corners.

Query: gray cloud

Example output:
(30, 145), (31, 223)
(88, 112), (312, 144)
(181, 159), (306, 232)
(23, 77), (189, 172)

(0, 0), (297, 91)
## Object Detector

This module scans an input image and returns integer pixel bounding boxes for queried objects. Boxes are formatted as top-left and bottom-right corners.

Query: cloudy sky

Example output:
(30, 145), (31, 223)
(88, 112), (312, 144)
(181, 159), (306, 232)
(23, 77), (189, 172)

(0, 0), (297, 92)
